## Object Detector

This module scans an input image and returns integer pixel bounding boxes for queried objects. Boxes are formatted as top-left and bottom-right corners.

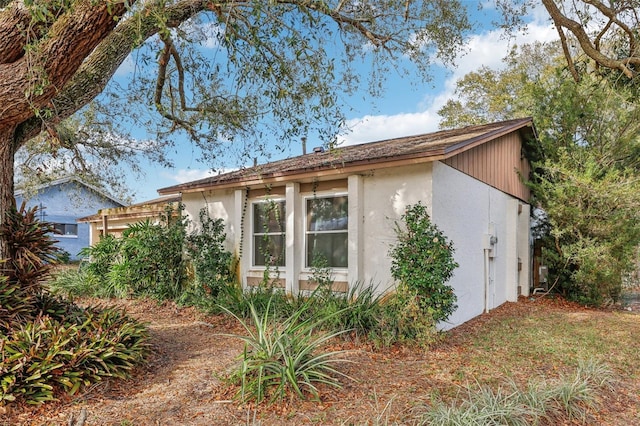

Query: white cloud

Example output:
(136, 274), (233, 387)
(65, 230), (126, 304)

(340, 19), (557, 146)
(165, 169), (216, 184)
(164, 167), (238, 184)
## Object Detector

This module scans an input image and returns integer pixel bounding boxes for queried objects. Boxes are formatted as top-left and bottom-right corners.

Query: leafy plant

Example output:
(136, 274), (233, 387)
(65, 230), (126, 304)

(0, 304), (149, 405)
(389, 202), (458, 323)
(312, 280), (386, 341)
(78, 234), (122, 288)
(372, 287), (439, 348)
(0, 203), (60, 332)
(184, 208), (235, 299)
(79, 205), (188, 300)
(222, 297), (352, 404)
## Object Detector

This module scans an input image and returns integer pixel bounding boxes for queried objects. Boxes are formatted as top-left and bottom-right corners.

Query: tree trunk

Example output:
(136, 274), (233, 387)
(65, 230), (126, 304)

(0, 125), (16, 263)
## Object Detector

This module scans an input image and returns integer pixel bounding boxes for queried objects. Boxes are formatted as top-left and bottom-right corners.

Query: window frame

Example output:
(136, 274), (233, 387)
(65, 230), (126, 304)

(53, 223), (79, 238)
(251, 198), (286, 268)
(304, 193), (348, 270)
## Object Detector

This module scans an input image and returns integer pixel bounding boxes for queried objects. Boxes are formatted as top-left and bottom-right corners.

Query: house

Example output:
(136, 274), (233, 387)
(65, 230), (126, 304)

(158, 118), (536, 328)
(78, 194), (181, 246)
(14, 177), (126, 261)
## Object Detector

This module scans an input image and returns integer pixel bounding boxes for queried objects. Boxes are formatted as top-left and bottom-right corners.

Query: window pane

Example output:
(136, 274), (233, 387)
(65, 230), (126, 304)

(253, 201), (285, 233)
(54, 223), (65, 234)
(307, 196), (348, 231)
(65, 224), (78, 235)
(254, 234), (285, 267)
(307, 233), (348, 268)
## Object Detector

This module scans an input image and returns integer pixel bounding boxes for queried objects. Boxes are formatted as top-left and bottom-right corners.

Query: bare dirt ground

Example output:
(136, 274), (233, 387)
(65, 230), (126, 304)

(3, 296), (640, 426)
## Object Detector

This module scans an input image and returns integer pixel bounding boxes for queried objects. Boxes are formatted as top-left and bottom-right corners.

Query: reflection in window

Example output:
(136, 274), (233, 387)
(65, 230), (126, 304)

(253, 200), (286, 267)
(306, 196), (348, 268)
(53, 223), (78, 237)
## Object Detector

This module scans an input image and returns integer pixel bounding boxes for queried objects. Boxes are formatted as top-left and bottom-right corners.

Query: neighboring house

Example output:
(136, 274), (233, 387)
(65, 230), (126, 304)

(14, 177), (126, 261)
(78, 194), (181, 246)
(158, 118), (536, 328)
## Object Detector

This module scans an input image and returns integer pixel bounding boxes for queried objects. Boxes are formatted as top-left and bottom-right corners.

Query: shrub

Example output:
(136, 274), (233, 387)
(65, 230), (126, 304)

(372, 287), (439, 348)
(389, 202), (458, 323)
(0, 206), (149, 405)
(48, 268), (104, 299)
(78, 234), (122, 287)
(222, 297), (352, 404)
(79, 206), (188, 300)
(311, 280), (385, 341)
(0, 203), (60, 332)
(184, 208), (235, 300)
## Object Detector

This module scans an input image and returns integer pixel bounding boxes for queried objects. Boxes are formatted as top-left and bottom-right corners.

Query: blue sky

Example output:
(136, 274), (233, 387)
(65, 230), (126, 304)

(122, 4), (558, 202)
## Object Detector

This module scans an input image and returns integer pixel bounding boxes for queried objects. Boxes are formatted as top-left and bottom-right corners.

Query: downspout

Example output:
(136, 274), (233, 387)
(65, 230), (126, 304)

(483, 224), (497, 314)
(484, 246), (490, 313)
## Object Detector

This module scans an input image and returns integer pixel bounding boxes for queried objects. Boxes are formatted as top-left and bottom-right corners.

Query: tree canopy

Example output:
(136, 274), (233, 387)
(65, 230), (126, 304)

(439, 41), (640, 304)
(1, 0), (640, 259)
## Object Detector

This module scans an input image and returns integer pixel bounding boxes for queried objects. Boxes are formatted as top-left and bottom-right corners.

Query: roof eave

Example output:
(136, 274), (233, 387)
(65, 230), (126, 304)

(159, 150), (448, 195)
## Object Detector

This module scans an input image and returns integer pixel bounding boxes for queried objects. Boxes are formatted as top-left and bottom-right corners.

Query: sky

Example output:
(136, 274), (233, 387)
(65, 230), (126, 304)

(124, 4), (559, 202)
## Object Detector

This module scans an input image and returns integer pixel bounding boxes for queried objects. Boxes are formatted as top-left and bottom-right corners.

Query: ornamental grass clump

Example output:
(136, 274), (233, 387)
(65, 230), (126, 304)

(419, 359), (613, 425)
(222, 297), (353, 404)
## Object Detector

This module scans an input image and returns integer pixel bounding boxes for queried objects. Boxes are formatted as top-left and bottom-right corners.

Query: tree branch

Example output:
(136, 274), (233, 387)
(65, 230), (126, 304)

(542, 0), (640, 78)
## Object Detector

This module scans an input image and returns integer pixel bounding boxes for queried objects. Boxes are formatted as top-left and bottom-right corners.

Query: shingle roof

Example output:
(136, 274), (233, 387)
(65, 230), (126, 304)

(158, 118), (534, 195)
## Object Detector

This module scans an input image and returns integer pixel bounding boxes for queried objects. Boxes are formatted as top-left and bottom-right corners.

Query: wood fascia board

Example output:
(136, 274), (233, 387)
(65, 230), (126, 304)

(172, 153), (445, 195)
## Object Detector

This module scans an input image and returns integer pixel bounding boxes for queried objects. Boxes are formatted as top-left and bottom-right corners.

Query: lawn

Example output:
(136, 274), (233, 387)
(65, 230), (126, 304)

(4, 295), (640, 425)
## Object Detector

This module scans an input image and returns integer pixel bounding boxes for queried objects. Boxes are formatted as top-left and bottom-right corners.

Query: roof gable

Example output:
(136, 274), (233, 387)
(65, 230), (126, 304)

(158, 118), (535, 196)
(15, 176), (127, 207)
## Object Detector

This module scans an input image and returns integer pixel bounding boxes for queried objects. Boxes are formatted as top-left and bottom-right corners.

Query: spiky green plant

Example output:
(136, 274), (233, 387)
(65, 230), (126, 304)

(222, 297), (353, 404)
(0, 203), (60, 332)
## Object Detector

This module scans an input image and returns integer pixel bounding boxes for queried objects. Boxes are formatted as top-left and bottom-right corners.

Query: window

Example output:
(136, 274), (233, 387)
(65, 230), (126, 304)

(53, 223), (78, 237)
(306, 195), (348, 268)
(252, 200), (286, 267)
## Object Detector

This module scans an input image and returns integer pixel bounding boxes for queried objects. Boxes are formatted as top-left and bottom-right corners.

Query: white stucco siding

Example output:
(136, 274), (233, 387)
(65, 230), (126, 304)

(431, 161), (527, 328)
(180, 189), (237, 255)
(360, 163), (433, 294)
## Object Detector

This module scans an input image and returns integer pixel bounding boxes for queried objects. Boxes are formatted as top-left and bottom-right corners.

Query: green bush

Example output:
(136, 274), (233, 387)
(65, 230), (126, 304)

(222, 297), (352, 404)
(79, 206), (188, 301)
(0, 206), (149, 405)
(184, 208), (235, 300)
(311, 280), (385, 341)
(78, 234), (122, 287)
(389, 202), (458, 323)
(372, 287), (439, 348)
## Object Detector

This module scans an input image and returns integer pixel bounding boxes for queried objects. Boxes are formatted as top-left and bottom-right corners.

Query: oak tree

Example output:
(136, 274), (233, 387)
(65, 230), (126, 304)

(0, 0), (475, 260)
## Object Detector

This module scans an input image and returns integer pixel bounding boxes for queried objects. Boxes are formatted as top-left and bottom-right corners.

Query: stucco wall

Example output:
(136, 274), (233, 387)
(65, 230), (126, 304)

(183, 188), (237, 255)
(359, 163), (433, 293)
(431, 161), (529, 328)
(180, 160), (531, 329)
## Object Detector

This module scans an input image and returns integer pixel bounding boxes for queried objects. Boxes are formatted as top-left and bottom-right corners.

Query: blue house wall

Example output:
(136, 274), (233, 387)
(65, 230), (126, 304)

(15, 179), (124, 261)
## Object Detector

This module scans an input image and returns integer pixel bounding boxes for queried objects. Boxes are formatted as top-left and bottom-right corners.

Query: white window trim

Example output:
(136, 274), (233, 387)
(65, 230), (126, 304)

(53, 223), (79, 239)
(303, 192), (348, 271)
(250, 198), (286, 269)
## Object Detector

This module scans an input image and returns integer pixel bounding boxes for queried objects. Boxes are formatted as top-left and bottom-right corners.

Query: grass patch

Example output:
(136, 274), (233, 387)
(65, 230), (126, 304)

(420, 359), (614, 425)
